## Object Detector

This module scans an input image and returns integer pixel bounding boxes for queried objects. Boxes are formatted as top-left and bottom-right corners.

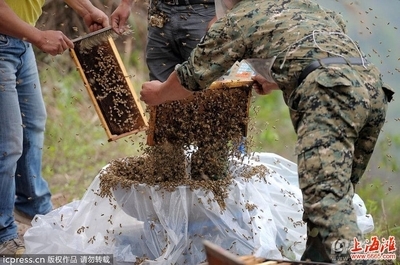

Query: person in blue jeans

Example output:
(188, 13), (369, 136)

(0, 0), (109, 256)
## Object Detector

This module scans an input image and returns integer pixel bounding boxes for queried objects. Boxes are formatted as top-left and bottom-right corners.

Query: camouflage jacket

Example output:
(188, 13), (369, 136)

(176, 0), (389, 104)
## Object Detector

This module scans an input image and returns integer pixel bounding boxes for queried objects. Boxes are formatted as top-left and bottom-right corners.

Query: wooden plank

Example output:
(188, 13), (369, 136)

(203, 240), (246, 265)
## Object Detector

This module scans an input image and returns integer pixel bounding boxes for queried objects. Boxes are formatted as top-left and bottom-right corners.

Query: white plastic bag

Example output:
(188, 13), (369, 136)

(24, 152), (373, 264)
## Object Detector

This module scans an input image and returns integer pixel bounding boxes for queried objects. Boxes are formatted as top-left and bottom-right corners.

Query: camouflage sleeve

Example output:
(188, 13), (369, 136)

(323, 8), (347, 33)
(176, 16), (247, 91)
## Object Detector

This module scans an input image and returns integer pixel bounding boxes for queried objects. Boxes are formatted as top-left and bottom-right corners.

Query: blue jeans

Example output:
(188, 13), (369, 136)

(0, 34), (52, 243)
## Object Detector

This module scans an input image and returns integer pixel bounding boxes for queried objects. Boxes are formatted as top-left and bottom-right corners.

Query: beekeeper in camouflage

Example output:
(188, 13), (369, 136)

(140, 0), (394, 263)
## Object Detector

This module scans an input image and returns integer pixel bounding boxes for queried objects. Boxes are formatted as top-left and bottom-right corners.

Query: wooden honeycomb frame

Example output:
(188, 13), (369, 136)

(146, 79), (254, 146)
(70, 36), (148, 142)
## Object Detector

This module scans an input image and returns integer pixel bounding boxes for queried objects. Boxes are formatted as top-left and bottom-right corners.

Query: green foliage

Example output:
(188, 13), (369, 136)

(357, 178), (400, 264)
(247, 91), (296, 161)
(378, 133), (400, 173)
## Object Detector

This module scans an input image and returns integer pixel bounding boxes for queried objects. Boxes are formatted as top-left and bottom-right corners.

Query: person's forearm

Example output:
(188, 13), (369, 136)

(63, 0), (98, 18)
(0, 1), (41, 43)
(161, 71), (194, 102)
(140, 71), (194, 106)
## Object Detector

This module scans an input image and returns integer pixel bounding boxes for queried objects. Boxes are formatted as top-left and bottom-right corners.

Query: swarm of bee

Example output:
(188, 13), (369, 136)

(98, 85), (257, 208)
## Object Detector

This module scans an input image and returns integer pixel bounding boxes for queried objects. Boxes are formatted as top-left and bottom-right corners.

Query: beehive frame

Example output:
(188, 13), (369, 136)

(70, 36), (148, 141)
(146, 79), (254, 146)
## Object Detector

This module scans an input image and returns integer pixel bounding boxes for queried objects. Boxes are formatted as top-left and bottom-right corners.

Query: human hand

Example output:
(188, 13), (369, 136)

(110, 2), (132, 34)
(251, 74), (279, 95)
(34, 30), (74, 56)
(82, 7), (109, 32)
(140, 80), (164, 106)
(141, 71), (194, 106)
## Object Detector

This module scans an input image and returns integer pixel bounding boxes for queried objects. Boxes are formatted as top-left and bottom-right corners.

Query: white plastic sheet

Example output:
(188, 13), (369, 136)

(24, 152), (373, 264)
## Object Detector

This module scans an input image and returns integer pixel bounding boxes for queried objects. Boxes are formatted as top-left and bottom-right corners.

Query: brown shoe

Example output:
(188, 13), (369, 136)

(0, 238), (25, 256)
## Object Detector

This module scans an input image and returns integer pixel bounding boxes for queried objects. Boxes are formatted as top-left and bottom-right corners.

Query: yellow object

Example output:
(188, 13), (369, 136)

(5, 0), (45, 26)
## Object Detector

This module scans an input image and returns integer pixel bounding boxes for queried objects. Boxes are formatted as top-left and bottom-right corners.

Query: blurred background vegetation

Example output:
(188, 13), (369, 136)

(35, 0), (398, 262)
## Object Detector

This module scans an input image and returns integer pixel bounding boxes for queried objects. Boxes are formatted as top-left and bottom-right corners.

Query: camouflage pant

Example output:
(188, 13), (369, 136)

(288, 64), (389, 263)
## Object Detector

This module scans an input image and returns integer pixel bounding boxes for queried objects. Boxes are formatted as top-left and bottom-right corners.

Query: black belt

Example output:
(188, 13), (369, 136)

(298, 57), (368, 86)
(163, 0), (213, 5)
